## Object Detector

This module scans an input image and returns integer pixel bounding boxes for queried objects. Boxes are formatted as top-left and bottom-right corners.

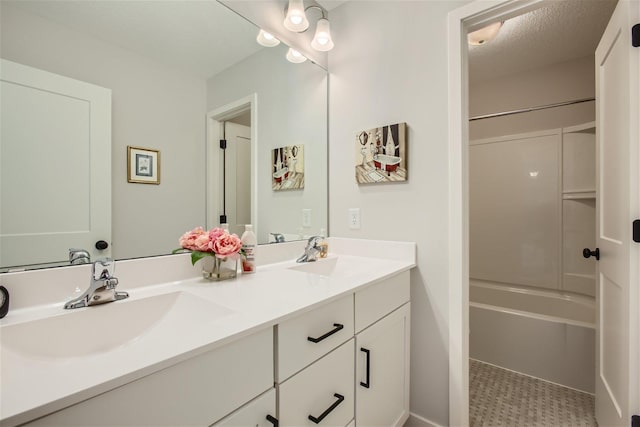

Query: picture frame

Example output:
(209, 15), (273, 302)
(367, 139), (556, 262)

(355, 122), (407, 184)
(127, 146), (160, 184)
(272, 144), (305, 191)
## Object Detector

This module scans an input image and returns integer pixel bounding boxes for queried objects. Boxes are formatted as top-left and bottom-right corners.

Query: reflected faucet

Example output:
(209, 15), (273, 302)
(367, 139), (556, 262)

(296, 236), (323, 263)
(270, 233), (285, 243)
(69, 248), (91, 265)
(64, 259), (129, 309)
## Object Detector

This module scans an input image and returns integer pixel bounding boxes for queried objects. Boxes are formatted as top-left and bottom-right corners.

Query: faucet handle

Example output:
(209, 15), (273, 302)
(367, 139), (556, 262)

(92, 258), (115, 280)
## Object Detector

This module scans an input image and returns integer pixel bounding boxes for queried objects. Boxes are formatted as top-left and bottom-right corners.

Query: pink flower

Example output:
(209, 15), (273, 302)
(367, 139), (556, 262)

(212, 233), (242, 259)
(207, 227), (226, 250)
(193, 234), (211, 252)
(178, 227), (206, 251)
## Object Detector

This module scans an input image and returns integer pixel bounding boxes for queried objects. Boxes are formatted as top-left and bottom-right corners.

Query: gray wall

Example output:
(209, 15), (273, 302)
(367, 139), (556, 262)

(328, 2), (469, 425)
(207, 44), (328, 243)
(470, 55), (595, 139)
(1, 4), (207, 259)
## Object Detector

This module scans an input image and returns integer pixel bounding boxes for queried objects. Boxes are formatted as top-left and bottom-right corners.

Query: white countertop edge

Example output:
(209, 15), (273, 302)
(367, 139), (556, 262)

(1, 250), (415, 426)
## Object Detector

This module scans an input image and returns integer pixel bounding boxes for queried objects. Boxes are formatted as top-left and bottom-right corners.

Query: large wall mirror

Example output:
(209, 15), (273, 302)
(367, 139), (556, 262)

(0, 0), (328, 272)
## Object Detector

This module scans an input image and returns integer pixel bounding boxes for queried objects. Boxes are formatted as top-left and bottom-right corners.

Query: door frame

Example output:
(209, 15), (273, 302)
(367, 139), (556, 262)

(447, 1), (548, 425)
(206, 94), (258, 233)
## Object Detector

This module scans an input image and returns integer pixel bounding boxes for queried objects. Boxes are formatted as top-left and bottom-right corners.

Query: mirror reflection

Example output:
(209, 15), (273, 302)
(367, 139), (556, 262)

(0, 0), (328, 272)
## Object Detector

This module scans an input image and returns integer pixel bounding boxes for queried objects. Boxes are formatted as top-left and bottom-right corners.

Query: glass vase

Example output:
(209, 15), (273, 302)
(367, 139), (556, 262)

(201, 256), (237, 281)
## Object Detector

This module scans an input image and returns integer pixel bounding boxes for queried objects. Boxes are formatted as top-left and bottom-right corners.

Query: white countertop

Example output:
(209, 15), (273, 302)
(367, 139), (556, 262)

(0, 238), (415, 426)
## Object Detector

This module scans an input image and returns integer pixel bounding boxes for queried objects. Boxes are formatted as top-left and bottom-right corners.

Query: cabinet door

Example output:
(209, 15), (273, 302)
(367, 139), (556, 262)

(213, 389), (277, 427)
(356, 304), (410, 427)
(280, 339), (354, 427)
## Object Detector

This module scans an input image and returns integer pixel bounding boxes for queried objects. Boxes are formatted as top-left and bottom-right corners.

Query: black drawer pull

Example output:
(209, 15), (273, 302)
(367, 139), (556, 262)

(360, 347), (371, 388)
(308, 393), (344, 424)
(307, 323), (344, 343)
(266, 414), (279, 426)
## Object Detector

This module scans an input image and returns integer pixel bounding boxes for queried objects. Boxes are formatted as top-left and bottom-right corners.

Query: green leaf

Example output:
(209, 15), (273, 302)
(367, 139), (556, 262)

(190, 251), (213, 266)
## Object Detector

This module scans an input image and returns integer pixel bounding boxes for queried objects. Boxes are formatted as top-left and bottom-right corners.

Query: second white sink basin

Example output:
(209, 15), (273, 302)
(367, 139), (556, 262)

(1, 291), (233, 359)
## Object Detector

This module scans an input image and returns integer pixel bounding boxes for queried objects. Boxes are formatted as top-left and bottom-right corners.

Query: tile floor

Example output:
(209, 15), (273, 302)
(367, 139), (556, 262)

(470, 359), (597, 427)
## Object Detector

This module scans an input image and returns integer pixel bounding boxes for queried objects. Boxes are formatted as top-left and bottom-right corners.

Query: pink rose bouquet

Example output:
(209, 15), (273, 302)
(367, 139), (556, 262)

(174, 226), (243, 266)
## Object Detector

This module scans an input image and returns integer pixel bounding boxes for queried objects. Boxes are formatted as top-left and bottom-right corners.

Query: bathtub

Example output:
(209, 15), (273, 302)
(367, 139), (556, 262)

(273, 167), (289, 183)
(372, 154), (401, 175)
(470, 279), (595, 393)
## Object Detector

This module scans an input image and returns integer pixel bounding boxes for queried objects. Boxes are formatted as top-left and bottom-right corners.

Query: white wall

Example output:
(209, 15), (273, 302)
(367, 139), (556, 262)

(1, 4), (207, 260)
(328, 2), (468, 425)
(206, 44), (328, 244)
(469, 55), (595, 139)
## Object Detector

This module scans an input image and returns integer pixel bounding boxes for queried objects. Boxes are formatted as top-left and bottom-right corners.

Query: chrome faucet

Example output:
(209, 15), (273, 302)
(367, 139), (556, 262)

(270, 233), (285, 243)
(64, 259), (129, 309)
(296, 236), (323, 263)
(69, 248), (91, 265)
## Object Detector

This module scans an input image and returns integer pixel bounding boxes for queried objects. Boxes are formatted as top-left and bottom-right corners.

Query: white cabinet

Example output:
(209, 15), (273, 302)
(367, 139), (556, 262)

(355, 304), (410, 427)
(25, 327), (273, 427)
(279, 340), (355, 426)
(278, 295), (354, 381)
(213, 388), (277, 427)
(354, 271), (410, 427)
(277, 270), (411, 427)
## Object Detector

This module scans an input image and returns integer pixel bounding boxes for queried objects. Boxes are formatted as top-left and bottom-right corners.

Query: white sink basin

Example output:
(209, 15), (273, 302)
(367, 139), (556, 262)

(1, 291), (233, 359)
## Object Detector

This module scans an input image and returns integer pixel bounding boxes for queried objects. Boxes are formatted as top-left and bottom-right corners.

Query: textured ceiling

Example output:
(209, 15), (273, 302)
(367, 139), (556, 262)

(469, 0), (617, 83)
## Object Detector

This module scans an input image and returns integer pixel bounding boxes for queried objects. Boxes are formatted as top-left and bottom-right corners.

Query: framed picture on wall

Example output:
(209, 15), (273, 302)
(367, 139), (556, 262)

(127, 146), (160, 184)
(272, 144), (304, 191)
(355, 122), (407, 184)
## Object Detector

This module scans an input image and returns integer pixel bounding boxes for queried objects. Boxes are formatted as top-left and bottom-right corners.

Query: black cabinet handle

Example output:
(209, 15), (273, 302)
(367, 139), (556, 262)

(583, 247), (600, 260)
(95, 240), (109, 250)
(308, 393), (344, 424)
(266, 414), (279, 427)
(360, 347), (371, 388)
(307, 323), (344, 343)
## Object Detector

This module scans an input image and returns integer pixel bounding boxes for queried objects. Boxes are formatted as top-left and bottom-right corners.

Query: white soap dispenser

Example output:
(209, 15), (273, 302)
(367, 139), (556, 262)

(241, 224), (257, 273)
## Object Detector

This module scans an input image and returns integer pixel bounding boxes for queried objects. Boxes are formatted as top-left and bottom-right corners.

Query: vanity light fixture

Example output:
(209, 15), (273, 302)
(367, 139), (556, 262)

(283, 0), (309, 32)
(283, 1), (334, 52)
(286, 47), (308, 63)
(257, 29), (281, 47)
(468, 21), (504, 45)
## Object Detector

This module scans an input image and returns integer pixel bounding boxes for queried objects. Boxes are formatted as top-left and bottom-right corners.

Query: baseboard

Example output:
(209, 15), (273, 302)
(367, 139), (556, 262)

(403, 412), (446, 427)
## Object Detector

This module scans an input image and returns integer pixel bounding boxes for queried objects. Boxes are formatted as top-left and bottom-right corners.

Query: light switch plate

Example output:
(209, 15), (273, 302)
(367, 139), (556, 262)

(348, 208), (361, 229)
(302, 209), (312, 228)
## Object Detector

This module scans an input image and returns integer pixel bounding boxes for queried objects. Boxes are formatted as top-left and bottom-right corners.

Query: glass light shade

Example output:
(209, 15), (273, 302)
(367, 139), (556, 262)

(256, 29), (280, 47)
(283, 0), (309, 32)
(310, 18), (334, 51)
(286, 48), (307, 63)
(468, 21), (503, 45)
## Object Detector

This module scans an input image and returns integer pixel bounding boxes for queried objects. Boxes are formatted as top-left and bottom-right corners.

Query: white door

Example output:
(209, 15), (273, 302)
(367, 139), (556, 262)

(594, 1), (640, 425)
(356, 304), (410, 427)
(224, 122), (251, 237)
(0, 59), (111, 269)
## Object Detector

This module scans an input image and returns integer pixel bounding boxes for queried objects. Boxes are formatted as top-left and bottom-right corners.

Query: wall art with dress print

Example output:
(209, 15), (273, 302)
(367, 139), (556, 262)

(272, 144), (304, 191)
(355, 122), (407, 184)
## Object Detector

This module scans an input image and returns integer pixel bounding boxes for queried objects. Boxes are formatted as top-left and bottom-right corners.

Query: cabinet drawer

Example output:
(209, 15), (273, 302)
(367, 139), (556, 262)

(25, 328), (273, 426)
(279, 339), (354, 427)
(278, 295), (354, 381)
(355, 271), (409, 333)
(213, 388), (277, 427)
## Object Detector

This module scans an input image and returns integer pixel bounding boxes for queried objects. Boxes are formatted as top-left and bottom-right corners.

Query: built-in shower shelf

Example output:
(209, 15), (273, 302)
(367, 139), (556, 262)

(563, 191), (596, 200)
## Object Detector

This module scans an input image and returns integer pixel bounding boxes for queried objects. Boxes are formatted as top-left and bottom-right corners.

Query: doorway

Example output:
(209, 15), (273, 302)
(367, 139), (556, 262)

(206, 94), (258, 237)
(447, 1), (639, 426)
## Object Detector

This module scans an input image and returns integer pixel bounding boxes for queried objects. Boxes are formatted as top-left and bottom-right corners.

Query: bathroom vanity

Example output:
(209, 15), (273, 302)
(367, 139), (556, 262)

(0, 238), (414, 427)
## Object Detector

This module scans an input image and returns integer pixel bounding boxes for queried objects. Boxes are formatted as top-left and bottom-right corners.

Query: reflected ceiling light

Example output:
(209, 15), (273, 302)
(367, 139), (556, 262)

(468, 21), (503, 45)
(283, 0), (309, 32)
(311, 17), (334, 51)
(286, 48), (307, 63)
(257, 29), (280, 47)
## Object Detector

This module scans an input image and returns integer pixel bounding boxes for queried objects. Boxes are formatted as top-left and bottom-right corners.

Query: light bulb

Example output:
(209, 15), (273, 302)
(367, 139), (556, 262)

(256, 29), (280, 47)
(468, 21), (503, 46)
(286, 48), (307, 63)
(311, 18), (334, 51)
(283, 0), (309, 32)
